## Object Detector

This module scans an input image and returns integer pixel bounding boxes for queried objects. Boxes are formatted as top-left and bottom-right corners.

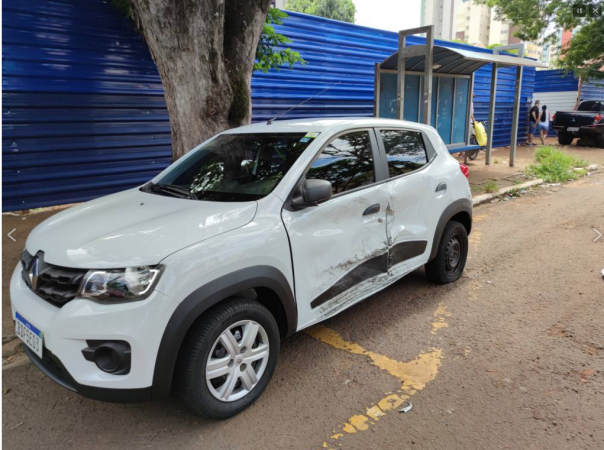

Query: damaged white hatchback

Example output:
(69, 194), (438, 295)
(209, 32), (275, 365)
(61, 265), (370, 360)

(11, 118), (472, 418)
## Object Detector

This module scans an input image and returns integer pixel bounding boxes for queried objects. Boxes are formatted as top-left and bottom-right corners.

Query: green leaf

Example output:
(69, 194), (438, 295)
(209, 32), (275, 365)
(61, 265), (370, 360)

(482, 0), (604, 80)
(255, 8), (307, 73)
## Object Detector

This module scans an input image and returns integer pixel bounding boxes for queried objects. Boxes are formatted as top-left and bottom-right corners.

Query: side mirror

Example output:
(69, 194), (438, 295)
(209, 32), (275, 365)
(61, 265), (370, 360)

(290, 179), (332, 210)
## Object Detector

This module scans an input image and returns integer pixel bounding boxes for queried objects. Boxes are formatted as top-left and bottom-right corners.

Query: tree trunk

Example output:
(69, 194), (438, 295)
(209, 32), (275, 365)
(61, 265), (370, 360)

(131, 0), (270, 160)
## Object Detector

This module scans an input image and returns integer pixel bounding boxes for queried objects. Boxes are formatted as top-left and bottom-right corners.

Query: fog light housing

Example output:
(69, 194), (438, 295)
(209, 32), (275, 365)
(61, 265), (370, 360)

(82, 341), (131, 375)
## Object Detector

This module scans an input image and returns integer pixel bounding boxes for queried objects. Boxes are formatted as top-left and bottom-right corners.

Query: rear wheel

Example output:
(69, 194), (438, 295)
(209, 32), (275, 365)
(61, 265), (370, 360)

(425, 221), (468, 284)
(177, 299), (280, 419)
(557, 132), (574, 146)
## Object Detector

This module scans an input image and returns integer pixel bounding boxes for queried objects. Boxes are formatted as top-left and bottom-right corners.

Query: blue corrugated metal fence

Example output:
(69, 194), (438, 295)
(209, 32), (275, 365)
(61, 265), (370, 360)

(2, 0), (171, 212)
(534, 69), (579, 92)
(3, 0), (536, 212)
(580, 79), (604, 101)
(261, 14), (536, 149)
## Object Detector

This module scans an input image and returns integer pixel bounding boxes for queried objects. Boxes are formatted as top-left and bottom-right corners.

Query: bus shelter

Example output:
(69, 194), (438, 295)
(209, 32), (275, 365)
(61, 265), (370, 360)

(374, 26), (546, 165)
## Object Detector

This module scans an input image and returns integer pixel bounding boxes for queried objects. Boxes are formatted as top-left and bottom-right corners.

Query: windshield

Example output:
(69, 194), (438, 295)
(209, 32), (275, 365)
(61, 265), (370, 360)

(151, 133), (316, 202)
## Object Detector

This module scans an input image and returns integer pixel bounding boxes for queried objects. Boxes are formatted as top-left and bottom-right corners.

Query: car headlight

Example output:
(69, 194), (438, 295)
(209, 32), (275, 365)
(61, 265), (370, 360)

(79, 266), (163, 302)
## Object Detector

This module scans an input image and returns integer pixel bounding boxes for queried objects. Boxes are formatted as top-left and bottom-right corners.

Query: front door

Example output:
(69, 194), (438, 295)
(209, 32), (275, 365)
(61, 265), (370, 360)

(281, 130), (390, 330)
(376, 128), (434, 279)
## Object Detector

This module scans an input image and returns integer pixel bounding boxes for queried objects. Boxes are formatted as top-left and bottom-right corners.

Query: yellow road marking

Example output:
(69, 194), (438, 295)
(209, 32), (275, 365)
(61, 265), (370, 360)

(306, 326), (442, 449)
(431, 303), (451, 334)
(306, 325), (441, 390)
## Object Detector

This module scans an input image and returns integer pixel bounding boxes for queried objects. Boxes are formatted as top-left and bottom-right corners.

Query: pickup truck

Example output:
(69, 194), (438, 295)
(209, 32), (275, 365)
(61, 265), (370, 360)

(552, 100), (604, 147)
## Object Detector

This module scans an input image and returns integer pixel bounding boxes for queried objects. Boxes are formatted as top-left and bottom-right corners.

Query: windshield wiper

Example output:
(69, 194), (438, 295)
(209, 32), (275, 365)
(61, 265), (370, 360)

(146, 183), (197, 200)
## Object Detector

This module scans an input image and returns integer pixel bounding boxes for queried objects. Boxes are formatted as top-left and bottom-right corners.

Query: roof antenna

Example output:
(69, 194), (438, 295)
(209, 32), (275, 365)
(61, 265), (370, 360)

(267, 81), (342, 125)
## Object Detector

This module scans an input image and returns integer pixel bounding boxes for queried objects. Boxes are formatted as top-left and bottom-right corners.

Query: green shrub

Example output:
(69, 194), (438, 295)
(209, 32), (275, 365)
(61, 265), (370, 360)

(526, 146), (588, 182)
(485, 180), (498, 193)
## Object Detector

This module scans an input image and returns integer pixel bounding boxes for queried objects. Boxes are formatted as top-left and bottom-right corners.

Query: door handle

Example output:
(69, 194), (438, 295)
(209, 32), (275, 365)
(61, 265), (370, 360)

(362, 204), (381, 216)
(436, 182), (447, 192)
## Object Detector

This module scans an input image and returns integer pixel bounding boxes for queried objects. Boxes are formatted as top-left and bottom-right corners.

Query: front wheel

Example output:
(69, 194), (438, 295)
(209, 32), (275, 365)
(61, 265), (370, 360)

(425, 221), (468, 284)
(177, 299), (280, 419)
(557, 132), (574, 146)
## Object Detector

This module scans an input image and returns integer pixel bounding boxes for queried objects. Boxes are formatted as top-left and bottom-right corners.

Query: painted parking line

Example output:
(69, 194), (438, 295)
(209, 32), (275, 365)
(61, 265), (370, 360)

(432, 303), (451, 334)
(305, 325), (443, 449)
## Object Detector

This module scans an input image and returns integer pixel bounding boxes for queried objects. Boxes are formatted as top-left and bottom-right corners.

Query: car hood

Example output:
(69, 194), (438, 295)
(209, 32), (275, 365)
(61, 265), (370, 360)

(26, 188), (258, 269)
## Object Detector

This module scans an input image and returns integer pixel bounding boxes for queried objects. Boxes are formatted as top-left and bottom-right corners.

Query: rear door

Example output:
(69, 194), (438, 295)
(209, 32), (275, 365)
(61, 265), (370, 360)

(375, 128), (435, 280)
(282, 129), (390, 329)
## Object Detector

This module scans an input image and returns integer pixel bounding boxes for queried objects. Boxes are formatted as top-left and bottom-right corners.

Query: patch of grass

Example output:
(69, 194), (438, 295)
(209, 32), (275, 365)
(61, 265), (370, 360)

(494, 158), (501, 164)
(526, 146), (589, 183)
(484, 180), (499, 193)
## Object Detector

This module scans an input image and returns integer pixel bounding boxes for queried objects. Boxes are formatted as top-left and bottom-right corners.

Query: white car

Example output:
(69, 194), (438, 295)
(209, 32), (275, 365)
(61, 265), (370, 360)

(11, 118), (472, 418)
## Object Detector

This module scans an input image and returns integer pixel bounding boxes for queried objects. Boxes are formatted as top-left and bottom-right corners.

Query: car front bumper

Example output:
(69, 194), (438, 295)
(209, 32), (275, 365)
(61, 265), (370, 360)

(10, 265), (180, 401)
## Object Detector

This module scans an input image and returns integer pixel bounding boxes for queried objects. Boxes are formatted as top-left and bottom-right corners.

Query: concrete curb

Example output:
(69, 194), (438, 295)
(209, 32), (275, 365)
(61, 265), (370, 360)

(472, 178), (544, 206)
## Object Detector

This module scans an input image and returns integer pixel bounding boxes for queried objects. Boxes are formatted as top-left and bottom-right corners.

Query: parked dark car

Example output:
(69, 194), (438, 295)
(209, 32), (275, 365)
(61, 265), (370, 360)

(552, 100), (604, 147)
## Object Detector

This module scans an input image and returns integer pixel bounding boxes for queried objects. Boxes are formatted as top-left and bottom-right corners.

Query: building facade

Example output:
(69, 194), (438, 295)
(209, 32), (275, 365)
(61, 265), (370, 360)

(421, 0), (458, 40)
(454, 0), (543, 60)
(456, 0), (490, 46)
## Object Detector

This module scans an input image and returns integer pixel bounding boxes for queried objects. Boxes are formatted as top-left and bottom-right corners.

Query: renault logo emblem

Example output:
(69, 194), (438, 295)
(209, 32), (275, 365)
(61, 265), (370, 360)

(29, 256), (40, 291)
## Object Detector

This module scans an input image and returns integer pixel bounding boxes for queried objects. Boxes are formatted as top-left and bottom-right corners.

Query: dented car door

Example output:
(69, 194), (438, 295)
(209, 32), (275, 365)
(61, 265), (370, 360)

(282, 129), (390, 329)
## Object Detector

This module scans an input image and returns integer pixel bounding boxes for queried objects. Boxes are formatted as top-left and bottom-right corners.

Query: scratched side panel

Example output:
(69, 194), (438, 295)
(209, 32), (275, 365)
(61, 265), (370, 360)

(282, 184), (390, 330)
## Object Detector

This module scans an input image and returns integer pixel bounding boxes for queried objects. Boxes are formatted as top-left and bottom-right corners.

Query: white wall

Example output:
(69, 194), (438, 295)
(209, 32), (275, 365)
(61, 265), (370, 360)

(532, 91), (579, 116)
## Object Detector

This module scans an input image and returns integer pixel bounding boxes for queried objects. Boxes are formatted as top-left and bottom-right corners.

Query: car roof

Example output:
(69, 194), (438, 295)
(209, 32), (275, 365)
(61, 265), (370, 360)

(223, 117), (435, 134)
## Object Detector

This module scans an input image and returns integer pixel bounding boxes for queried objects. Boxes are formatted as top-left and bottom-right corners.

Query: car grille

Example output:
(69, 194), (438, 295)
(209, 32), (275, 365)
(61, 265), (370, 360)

(21, 249), (88, 307)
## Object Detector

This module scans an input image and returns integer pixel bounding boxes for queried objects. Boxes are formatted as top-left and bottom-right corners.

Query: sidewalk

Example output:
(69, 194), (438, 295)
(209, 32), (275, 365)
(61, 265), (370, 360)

(455, 137), (604, 194)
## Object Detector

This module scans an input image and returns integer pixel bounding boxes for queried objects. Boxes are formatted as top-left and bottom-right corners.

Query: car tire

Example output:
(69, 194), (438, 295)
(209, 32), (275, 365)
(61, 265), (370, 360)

(176, 298), (280, 419)
(425, 220), (468, 284)
(557, 132), (574, 146)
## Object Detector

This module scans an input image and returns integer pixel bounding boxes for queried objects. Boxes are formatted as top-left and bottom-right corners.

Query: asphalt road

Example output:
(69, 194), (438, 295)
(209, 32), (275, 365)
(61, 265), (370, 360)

(3, 171), (604, 450)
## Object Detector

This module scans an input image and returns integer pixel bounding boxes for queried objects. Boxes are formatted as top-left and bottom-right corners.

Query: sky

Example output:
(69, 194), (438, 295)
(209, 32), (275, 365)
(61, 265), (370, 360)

(353, 0), (422, 32)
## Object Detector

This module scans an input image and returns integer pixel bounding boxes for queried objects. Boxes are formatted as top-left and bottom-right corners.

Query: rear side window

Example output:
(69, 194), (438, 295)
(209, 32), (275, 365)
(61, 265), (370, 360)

(380, 130), (428, 177)
(307, 131), (375, 194)
(578, 101), (603, 112)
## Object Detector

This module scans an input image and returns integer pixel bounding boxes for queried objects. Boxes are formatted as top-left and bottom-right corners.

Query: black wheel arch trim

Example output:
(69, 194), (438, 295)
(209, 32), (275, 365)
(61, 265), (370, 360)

(151, 265), (296, 399)
(429, 198), (472, 261)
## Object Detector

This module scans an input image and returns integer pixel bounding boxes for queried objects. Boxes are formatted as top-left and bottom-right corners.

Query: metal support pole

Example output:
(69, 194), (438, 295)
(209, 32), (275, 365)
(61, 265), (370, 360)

(423, 27), (434, 125)
(509, 65), (523, 167)
(374, 63), (380, 117)
(395, 25), (435, 122)
(466, 73), (475, 144)
(492, 43), (525, 167)
(486, 63), (498, 165)
(396, 33), (406, 120)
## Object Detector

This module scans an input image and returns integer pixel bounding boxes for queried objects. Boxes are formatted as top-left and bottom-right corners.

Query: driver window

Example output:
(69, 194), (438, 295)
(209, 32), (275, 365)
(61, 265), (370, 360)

(306, 131), (375, 195)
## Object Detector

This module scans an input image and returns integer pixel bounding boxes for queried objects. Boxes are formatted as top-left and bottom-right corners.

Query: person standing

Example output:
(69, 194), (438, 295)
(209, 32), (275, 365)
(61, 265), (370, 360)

(528, 100), (540, 146)
(537, 105), (550, 145)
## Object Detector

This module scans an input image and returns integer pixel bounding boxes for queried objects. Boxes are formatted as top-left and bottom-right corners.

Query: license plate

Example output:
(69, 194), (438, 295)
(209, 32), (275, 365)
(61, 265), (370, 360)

(15, 312), (43, 358)
(567, 127), (580, 132)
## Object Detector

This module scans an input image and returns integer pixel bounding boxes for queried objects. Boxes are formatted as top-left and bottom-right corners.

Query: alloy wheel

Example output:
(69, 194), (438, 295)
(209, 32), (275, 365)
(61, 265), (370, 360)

(205, 320), (270, 402)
